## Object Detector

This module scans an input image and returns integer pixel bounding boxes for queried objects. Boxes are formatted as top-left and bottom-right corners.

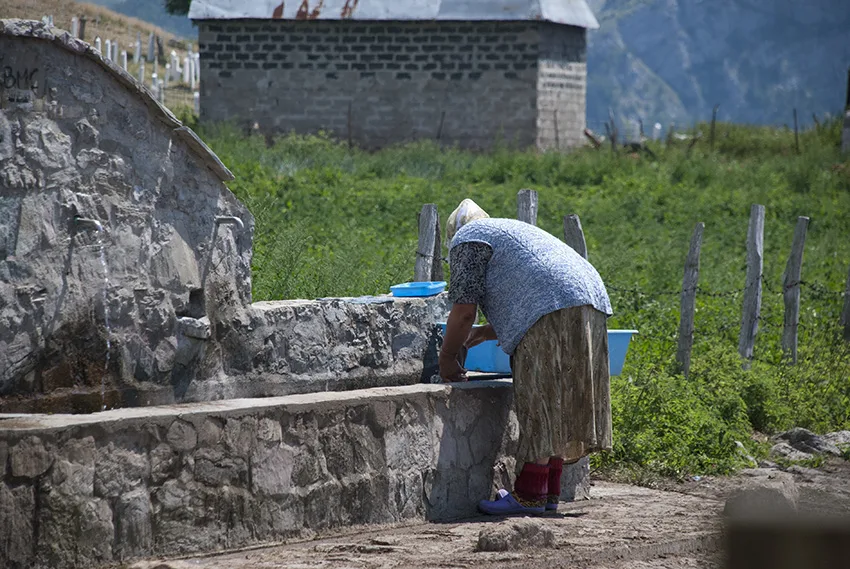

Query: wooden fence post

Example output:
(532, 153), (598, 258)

(739, 204), (765, 362)
(842, 264), (850, 341)
(517, 189), (538, 225)
(414, 204), (439, 282)
(431, 214), (444, 282)
(677, 222), (704, 376)
(710, 104), (719, 151)
(563, 214), (588, 260)
(793, 108), (800, 155)
(781, 217), (809, 363)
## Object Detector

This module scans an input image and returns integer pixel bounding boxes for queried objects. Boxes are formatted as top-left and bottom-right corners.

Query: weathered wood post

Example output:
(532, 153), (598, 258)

(843, 67), (850, 155)
(563, 214), (588, 260)
(414, 204), (439, 282)
(739, 205), (765, 362)
(677, 222), (704, 376)
(842, 264), (850, 341)
(793, 108), (800, 155)
(517, 189), (538, 226)
(781, 217), (809, 363)
(710, 104), (719, 151)
(431, 214), (444, 282)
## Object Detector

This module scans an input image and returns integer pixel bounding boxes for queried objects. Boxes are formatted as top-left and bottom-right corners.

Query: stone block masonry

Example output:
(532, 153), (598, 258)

(0, 380), (590, 569)
(537, 23), (588, 150)
(198, 21), (588, 150)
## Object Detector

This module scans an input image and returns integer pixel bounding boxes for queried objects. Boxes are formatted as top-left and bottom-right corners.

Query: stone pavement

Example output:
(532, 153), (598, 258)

(128, 482), (724, 569)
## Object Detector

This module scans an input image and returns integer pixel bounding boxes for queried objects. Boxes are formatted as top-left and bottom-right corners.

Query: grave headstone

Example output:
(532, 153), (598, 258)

(71, 17), (79, 38)
(134, 33), (142, 64)
(105, 39), (112, 60)
(112, 41), (119, 63)
(183, 56), (191, 84)
(94, 36), (102, 54)
(193, 91), (200, 114)
(164, 63), (170, 88)
(121, 50), (128, 70)
(138, 60), (145, 83)
(147, 32), (155, 63)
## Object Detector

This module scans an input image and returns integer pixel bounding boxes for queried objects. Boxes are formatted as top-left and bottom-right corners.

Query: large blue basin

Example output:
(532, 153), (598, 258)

(437, 324), (637, 376)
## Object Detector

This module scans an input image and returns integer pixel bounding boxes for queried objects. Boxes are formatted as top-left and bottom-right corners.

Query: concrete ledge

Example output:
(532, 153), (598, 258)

(1, 380), (596, 568)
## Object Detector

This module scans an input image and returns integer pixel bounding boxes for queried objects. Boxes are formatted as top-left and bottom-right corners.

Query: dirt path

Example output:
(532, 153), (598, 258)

(129, 458), (850, 569)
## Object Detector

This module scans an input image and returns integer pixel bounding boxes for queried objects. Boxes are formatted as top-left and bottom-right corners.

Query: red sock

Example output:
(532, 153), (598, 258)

(547, 457), (564, 504)
(514, 462), (549, 505)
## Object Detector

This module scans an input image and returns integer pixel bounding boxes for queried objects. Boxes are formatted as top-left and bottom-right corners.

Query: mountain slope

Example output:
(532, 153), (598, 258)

(587, 0), (850, 130)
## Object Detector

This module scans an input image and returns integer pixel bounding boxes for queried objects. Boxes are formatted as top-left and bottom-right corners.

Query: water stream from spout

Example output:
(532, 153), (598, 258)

(93, 223), (112, 411)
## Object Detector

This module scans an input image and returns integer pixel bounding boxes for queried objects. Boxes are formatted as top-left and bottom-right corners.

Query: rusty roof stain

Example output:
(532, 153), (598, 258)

(188, 0), (600, 29)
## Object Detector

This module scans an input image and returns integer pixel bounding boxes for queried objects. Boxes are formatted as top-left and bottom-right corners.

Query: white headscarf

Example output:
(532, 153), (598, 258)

(446, 199), (490, 244)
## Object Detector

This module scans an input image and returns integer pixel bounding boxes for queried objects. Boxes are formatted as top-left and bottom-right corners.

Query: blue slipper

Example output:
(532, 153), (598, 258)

(478, 490), (545, 516)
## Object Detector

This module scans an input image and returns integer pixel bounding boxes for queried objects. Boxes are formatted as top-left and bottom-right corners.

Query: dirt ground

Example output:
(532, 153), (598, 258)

(129, 458), (850, 569)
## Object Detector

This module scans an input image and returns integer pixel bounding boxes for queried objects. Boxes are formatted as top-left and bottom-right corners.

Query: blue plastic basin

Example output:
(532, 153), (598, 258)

(390, 281), (447, 297)
(437, 324), (637, 376)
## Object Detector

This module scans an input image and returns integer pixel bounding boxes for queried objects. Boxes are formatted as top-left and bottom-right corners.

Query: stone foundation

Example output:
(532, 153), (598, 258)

(0, 380), (589, 569)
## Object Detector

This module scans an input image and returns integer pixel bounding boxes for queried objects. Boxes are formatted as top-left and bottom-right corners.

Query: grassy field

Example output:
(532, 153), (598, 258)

(186, 115), (850, 479)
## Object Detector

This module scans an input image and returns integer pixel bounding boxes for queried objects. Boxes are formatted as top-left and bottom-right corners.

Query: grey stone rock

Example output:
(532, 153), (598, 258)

(178, 316), (211, 340)
(115, 489), (153, 559)
(0, 483), (35, 566)
(822, 430), (850, 449)
(51, 436), (96, 496)
(774, 427), (842, 456)
(0, 440), (7, 480)
(786, 465), (821, 481)
(193, 447), (248, 487)
(758, 460), (779, 469)
(95, 444), (150, 498)
(251, 444), (296, 496)
(476, 519), (555, 552)
(77, 497), (115, 564)
(724, 470), (798, 519)
(10, 436), (53, 478)
(770, 442), (814, 462)
(150, 443), (179, 485)
(166, 420), (198, 452)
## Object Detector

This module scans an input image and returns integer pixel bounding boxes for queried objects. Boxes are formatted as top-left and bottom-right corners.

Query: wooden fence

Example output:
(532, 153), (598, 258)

(416, 191), (850, 376)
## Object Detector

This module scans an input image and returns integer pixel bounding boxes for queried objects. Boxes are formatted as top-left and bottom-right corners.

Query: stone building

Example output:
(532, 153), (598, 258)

(190, 0), (599, 150)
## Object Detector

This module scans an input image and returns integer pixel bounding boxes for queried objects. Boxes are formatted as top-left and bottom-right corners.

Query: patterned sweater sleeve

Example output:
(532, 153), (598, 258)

(448, 242), (493, 305)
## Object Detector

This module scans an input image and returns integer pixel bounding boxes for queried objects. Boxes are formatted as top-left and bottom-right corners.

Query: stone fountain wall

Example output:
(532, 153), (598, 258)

(0, 21), (449, 412)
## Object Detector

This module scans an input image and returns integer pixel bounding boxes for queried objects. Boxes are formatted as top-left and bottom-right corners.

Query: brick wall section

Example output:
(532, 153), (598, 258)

(198, 21), (542, 149)
(536, 23), (588, 150)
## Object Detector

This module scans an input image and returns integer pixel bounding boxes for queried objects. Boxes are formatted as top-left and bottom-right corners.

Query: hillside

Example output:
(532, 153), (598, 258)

(4, 0), (183, 51)
(587, 0), (850, 130)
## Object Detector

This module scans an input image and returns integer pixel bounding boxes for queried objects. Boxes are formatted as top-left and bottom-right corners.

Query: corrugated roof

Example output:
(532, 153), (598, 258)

(188, 0), (599, 29)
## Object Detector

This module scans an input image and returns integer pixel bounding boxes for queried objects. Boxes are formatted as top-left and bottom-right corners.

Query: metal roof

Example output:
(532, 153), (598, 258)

(188, 0), (599, 29)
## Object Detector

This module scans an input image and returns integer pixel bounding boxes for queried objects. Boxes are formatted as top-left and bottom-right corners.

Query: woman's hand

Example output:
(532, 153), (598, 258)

(439, 351), (468, 383)
(464, 323), (497, 348)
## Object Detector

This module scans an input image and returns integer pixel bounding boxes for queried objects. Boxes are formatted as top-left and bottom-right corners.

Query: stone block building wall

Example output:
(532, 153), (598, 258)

(536, 23), (588, 150)
(197, 20), (588, 150)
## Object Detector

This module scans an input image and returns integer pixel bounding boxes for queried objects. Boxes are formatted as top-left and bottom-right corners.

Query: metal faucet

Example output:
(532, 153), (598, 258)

(215, 216), (244, 231)
(73, 215), (104, 231)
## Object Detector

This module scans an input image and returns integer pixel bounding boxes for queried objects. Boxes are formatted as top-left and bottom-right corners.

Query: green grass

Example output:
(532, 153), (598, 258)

(190, 112), (850, 480)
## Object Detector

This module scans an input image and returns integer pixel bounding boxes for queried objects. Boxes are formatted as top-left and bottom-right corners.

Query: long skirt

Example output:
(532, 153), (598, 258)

(511, 305), (612, 467)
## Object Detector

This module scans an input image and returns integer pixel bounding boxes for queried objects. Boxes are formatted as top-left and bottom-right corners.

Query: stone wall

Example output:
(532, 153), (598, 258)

(197, 20), (545, 149)
(0, 21), (253, 411)
(536, 23), (588, 150)
(0, 381), (531, 569)
(0, 21), (452, 413)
